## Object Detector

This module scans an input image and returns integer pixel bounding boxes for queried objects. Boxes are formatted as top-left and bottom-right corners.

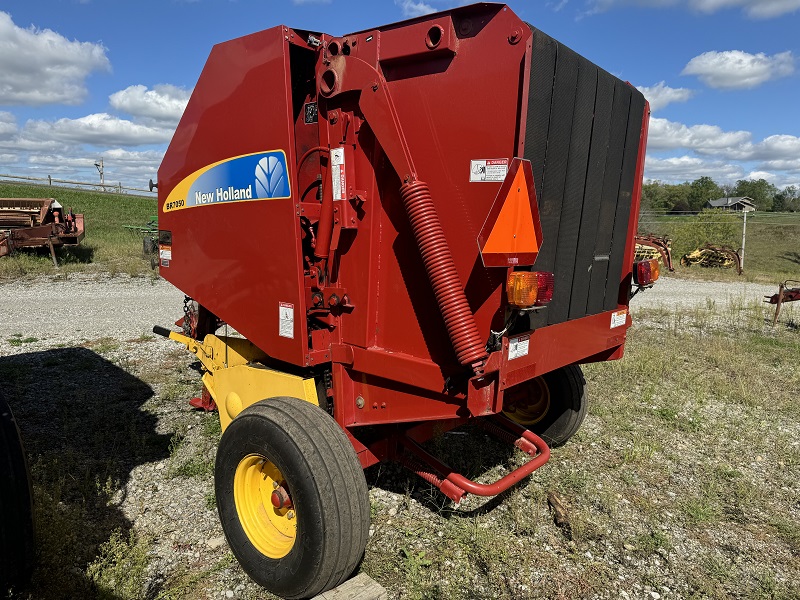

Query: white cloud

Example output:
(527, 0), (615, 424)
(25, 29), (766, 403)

(682, 50), (794, 90)
(746, 170), (775, 180)
(585, 0), (800, 18)
(636, 81), (693, 111)
(644, 155), (745, 181)
(396, 0), (436, 17)
(23, 113), (173, 147)
(647, 117), (751, 152)
(18, 148), (162, 184)
(692, 0), (800, 18)
(0, 11), (110, 106)
(0, 111), (17, 139)
(109, 84), (191, 125)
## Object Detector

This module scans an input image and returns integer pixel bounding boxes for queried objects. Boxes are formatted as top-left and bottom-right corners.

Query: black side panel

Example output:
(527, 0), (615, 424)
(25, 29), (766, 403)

(586, 82), (631, 315)
(569, 70), (615, 319)
(522, 27), (646, 326)
(548, 57), (597, 324)
(524, 33), (557, 204)
(604, 90), (647, 309)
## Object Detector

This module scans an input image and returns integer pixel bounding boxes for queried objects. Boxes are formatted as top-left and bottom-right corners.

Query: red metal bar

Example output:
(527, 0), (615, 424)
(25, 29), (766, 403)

(397, 415), (550, 502)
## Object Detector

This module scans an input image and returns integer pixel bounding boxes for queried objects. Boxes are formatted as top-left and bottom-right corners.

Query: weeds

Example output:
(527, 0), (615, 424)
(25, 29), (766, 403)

(86, 529), (152, 600)
(7, 333), (38, 346)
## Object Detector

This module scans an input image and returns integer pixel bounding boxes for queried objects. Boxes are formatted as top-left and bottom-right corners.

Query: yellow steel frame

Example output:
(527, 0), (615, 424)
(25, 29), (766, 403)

(167, 332), (318, 431)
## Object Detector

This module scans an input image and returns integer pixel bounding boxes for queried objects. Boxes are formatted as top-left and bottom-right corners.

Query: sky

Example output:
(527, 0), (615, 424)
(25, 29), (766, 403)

(1, 0), (800, 192)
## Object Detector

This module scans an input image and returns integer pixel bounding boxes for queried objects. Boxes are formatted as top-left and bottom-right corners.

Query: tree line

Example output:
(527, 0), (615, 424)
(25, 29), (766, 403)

(641, 177), (800, 213)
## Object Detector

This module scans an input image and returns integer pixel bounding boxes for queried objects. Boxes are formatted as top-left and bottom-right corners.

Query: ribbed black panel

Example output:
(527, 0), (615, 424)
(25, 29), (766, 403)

(586, 81), (630, 315)
(604, 90), (647, 310)
(522, 27), (646, 326)
(525, 33), (557, 204)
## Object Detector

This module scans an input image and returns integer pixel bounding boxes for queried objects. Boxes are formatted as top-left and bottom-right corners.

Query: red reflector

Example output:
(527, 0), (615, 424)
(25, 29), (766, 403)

(534, 271), (554, 305)
(634, 259), (660, 286)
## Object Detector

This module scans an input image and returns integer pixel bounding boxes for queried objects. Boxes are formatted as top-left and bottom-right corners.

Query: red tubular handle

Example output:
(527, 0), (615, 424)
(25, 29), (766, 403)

(399, 416), (550, 502)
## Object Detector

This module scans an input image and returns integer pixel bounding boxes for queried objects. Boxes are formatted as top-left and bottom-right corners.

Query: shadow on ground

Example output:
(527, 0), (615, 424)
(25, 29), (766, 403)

(0, 348), (171, 600)
(781, 251), (800, 266)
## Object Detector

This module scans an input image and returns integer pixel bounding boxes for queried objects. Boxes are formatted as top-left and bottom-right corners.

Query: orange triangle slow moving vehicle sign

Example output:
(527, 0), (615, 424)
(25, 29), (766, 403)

(477, 158), (543, 267)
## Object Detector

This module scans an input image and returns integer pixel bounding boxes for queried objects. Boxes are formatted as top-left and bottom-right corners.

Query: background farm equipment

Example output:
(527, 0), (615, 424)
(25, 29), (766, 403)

(764, 279), (800, 325)
(0, 198), (85, 267)
(635, 233), (674, 272)
(680, 243), (743, 274)
(153, 4), (650, 598)
(123, 215), (159, 269)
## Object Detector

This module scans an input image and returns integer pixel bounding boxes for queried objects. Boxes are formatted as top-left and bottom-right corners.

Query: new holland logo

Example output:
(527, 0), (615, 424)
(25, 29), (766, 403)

(163, 150), (291, 213)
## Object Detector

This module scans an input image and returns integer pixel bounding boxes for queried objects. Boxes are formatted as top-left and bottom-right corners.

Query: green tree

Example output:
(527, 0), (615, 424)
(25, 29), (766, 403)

(661, 182), (692, 213)
(669, 208), (740, 258)
(773, 185), (799, 212)
(640, 181), (671, 213)
(687, 176), (722, 212)
(732, 178), (778, 211)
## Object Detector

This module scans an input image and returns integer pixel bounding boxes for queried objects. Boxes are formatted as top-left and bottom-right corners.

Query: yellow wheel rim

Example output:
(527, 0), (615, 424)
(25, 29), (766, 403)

(503, 377), (550, 426)
(233, 454), (297, 559)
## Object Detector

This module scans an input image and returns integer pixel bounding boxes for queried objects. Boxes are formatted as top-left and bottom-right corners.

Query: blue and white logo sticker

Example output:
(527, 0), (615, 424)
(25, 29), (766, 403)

(164, 150), (291, 212)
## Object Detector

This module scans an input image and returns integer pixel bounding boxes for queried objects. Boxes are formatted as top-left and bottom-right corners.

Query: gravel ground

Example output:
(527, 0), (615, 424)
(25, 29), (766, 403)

(629, 276), (777, 310)
(0, 273), (779, 344)
(0, 274), (185, 344)
(0, 273), (794, 600)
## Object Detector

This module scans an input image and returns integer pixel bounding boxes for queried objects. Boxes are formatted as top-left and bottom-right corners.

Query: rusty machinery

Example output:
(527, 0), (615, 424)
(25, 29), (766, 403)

(152, 5), (655, 598)
(635, 233), (674, 272)
(0, 198), (85, 267)
(680, 243), (743, 275)
(765, 280), (800, 325)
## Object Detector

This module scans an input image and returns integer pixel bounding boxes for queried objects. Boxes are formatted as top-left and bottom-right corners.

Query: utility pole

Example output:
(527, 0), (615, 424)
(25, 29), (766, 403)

(741, 209), (748, 270)
(94, 158), (104, 187)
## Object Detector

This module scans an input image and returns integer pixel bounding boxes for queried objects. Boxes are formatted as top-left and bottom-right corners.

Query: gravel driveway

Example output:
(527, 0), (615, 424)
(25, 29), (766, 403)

(0, 274), (779, 344)
(0, 274), (185, 344)
(629, 276), (776, 310)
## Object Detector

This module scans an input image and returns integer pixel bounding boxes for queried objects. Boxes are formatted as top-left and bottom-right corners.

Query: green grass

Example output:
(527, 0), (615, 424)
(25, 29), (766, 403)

(0, 182), (157, 279)
(7, 333), (38, 346)
(359, 298), (800, 599)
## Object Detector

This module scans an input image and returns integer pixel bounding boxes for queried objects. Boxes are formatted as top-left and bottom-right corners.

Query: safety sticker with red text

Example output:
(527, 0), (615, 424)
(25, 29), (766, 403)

(508, 334), (530, 360)
(279, 302), (294, 339)
(330, 147), (346, 200)
(610, 309), (628, 329)
(470, 158), (509, 182)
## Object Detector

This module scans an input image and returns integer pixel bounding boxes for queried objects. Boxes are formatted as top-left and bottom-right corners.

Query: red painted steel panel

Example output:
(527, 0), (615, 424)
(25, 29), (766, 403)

(158, 27), (308, 366)
(158, 5), (649, 433)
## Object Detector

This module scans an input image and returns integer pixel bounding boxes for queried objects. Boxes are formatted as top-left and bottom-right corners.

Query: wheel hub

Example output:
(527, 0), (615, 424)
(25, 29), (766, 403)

(502, 377), (550, 426)
(233, 455), (297, 558)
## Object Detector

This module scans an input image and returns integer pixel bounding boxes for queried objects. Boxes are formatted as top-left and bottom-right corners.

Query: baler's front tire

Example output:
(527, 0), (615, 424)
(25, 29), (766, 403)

(503, 365), (587, 447)
(215, 397), (369, 600)
(0, 394), (36, 592)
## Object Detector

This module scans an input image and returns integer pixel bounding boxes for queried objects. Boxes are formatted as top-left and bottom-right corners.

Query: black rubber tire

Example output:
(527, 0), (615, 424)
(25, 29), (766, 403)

(0, 393), (35, 592)
(530, 365), (588, 448)
(215, 397), (370, 600)
(143, 236), (155, 256)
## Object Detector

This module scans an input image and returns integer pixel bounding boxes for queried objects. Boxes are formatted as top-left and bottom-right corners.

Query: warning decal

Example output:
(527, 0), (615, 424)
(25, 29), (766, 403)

(330, 147), (346, 200)
(470, 158), (509, 182)
(159, 245), (172, 268)
(279, 302), (294, 339)
(508, 335), (530, 360)
(610, 309), (628, 329)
